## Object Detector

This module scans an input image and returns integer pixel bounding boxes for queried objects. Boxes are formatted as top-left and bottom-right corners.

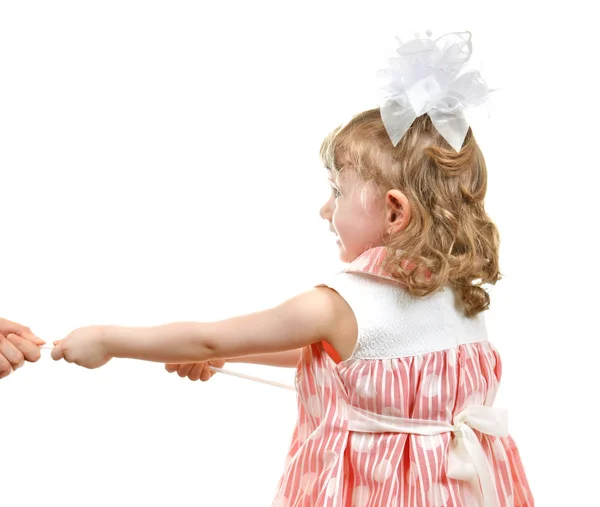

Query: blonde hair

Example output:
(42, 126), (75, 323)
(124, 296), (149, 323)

(319, 108), (501, 317)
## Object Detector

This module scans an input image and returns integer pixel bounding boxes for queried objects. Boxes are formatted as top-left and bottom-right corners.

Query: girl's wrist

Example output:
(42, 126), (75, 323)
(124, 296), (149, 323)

(102, 325), (119, 357)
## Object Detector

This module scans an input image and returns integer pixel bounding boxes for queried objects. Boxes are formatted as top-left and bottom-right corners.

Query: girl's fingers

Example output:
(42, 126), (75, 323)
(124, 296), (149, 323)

(0, 334), (25, 370)
(188, 363), (204, 381)
(177, 364), (194, 378)
(165, 363), (179, 373)
(6, 334), (41, 363)
(199, 363), (212, 382)
(167, 361), (224, 380)
(51, 342), (66, 361)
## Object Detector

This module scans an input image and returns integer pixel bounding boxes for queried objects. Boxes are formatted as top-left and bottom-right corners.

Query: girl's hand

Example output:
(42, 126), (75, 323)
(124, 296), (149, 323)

(165, 359), (226, 381)
(51, 326), (113, 369)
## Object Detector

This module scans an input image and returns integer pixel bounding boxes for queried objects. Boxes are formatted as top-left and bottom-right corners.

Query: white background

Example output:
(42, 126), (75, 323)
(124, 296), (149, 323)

(0, 1), (597, 506)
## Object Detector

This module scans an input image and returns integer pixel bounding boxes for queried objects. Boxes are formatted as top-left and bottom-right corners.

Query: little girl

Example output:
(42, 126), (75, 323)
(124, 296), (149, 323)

(51, 32), (534, 507)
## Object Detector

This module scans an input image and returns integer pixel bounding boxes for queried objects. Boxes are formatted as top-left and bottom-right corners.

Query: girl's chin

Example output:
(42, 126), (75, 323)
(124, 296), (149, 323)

(336, 242), (353, 263)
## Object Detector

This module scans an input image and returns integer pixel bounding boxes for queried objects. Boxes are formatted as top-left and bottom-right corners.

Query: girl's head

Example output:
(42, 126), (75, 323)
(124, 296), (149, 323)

(319, 107), (500, 317)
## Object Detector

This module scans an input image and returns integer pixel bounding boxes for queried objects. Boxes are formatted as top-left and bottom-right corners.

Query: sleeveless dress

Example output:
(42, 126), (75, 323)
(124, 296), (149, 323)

(271, 247), (534, 507)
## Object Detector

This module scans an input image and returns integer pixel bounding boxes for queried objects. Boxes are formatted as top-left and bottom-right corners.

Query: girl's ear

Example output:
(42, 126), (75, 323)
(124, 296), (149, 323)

(386, 189), (411, 233)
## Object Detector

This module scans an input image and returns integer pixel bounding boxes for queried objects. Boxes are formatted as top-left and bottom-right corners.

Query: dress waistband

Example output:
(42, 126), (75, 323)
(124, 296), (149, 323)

(346, 403), (508, 507)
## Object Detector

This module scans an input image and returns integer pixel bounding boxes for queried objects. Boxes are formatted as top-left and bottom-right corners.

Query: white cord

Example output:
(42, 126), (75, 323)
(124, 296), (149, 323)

(40, 344), (296, 391)
(207, 366), (295, 391)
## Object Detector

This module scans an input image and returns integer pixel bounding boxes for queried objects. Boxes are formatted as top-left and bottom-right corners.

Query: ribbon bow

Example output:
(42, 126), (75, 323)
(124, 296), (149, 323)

(377, 31), (491, 152)
(448, 405), (508, 507)
(345, 403), (507, 507)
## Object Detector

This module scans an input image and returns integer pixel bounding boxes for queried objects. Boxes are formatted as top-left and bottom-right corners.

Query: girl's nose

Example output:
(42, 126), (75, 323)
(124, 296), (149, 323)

(320, 200), (332, 221)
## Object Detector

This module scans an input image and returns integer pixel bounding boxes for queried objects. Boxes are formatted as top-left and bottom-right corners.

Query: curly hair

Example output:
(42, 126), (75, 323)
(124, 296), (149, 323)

(319, 108), (501, 317)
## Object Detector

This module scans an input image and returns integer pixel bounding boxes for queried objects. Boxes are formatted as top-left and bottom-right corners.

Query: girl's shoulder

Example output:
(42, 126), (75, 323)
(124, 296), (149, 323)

(317, 250), (488, 361)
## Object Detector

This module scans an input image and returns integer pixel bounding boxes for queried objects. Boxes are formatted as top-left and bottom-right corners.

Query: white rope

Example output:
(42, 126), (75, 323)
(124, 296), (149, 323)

(207, 366), (295, 391)
(40, 344), (296, 391)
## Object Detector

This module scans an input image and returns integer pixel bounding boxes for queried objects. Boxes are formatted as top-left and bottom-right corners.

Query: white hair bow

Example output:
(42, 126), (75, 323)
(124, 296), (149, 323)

(377, 31), (491, 152)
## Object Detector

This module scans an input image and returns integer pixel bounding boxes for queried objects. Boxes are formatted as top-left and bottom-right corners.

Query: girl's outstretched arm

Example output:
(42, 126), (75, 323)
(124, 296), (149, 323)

(226, 349), (302, 368)
(104, 287), (347, 365)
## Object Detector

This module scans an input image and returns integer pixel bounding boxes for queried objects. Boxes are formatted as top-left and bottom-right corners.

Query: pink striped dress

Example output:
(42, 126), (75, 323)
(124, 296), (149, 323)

(271, 247), (534, 507)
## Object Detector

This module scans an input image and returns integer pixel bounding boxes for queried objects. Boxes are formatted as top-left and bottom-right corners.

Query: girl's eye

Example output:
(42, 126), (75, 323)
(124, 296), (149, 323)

(332, 187), (341, 198)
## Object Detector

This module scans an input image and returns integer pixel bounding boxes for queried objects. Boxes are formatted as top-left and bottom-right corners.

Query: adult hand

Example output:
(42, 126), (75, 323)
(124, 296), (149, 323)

(0, 318), (45, 379)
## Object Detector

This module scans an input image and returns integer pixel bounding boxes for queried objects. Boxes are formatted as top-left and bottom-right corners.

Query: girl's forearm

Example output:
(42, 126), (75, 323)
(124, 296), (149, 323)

(104, 323), (303, 367)
(227, 349), (301, 368)
(105, 322), (214, 363)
